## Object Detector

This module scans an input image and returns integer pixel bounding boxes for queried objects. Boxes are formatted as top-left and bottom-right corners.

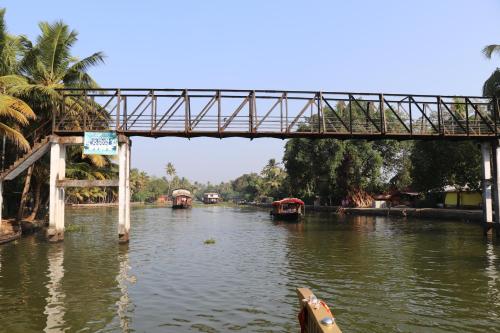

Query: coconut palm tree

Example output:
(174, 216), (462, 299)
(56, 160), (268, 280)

(12, 20), (105, 219)
(483, 44), (500, 59)
(482, 44), (500, 97)
(165, 162), (176, 194)
(0, 9), (35, 151)
(15, 20), (105, 118)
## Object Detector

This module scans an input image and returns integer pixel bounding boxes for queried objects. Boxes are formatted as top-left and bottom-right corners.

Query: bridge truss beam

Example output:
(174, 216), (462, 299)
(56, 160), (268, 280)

(53, 88), (499, 140)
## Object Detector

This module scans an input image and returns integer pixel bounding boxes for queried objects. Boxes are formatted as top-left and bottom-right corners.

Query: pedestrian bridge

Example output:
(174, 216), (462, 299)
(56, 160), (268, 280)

(2, 88), (500, 244)
(54, 88), (499, 140)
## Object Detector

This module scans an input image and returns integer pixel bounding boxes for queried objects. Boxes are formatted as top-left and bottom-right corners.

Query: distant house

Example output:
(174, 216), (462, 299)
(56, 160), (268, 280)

(203, 193), (220, 204)
(443, 186), (481, 208)
(156, 195), (170, 204)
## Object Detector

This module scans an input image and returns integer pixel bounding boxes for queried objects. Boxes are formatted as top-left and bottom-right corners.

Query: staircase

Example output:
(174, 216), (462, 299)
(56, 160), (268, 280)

(0, 136), (51, 181)
(0, 120), (54, 181)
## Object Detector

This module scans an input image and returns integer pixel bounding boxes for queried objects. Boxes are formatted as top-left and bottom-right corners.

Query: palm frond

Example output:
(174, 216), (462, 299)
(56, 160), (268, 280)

(0, 74), (28, 88)
(67, 52), (105, 74)
(84, 154), (109, 168)
(0, 94), (35, 124)
(0, 122), (30, 151)
(483, 44), (500, 59)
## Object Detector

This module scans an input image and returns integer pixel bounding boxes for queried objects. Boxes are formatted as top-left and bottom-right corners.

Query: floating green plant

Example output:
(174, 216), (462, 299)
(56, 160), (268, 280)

(204, 238), (216, 245)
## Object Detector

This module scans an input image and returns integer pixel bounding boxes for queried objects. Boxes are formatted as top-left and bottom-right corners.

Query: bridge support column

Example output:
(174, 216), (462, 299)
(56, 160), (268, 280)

(118, 141), (130, 243)
(47, 140), (66, 242)
(0, 181), (3, 230)
(492, 141), (500, 237)
(481, 142), (494, 235)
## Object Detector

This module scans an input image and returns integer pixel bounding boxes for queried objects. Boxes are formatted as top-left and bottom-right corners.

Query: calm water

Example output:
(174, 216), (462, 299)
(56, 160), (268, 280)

(0, 206), (500, 332)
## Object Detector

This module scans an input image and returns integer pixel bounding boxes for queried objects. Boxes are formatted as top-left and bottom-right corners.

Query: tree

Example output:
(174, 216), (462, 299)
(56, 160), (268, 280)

(259, 158), (286, 200)
(0, 9), (35, 151)
(483, 69), (500, 97)
(410, 140), (481, 194)
(165, 162), (176, 194)
(231, 173), (261, 201)
(130, 168), (151, 202)
(11, 20), (105, 219)
(165, 162), (176, 179)
(482, 44), (500, 97)
(283, 137), (385, 205)
(482, 44), (500, 59)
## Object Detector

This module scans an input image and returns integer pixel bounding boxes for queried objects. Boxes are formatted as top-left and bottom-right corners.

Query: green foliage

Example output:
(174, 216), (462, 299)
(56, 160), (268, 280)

(483, 68), (500, 97)
(258, 159), (287, 199)
(204, 238), (216, 245)
(284, 138), (389, 204)
(410, 141), (481, 192)
(231, 173), (261, 201)
(0, 9), (36, 151)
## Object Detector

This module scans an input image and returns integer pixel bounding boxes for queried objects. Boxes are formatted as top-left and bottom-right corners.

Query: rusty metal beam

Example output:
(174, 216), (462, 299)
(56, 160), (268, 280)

(51, 88), (499, 140)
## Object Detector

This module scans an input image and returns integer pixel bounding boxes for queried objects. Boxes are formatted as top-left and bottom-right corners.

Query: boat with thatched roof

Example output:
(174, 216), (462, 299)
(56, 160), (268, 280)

(172, 189), (193, 209)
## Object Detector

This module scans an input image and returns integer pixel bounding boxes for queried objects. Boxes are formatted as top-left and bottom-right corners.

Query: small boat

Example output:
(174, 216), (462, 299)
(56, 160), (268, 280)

(297, 287), (342, 332)
(271, 198), (305, 220)
(172, 189), (193, 209)
(0, 228), (22, 245)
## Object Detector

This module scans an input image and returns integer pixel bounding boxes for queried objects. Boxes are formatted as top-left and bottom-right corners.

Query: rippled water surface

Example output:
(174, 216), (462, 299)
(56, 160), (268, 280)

(1, 206), (500, 332)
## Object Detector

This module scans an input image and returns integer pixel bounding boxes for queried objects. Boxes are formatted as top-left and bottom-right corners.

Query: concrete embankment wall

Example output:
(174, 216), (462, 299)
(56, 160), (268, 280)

(252, 204), (483, 222)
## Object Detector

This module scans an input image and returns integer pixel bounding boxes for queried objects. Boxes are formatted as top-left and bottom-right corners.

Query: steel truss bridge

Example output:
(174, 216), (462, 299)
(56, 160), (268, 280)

(53, 88), (498, 140)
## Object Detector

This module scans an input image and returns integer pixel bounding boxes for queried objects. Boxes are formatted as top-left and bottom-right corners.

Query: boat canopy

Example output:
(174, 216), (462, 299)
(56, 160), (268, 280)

(272, 198), (305, 206)
(172, 189), (192, 198)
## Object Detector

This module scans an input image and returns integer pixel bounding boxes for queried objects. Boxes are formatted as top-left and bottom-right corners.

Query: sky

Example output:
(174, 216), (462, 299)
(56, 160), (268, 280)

(3, 0), (500, 183)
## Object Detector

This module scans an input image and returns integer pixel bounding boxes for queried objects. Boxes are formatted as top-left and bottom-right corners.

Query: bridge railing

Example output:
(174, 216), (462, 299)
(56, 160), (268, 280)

(53, 89), (498, 139)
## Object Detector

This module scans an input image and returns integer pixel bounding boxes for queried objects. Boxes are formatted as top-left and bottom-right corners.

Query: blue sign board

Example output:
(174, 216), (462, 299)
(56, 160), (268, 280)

(83, 132), (118, 155)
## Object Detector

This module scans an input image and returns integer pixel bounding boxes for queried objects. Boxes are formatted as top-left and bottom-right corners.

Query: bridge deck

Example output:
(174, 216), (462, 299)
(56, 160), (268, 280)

(53, 89), (499, 140)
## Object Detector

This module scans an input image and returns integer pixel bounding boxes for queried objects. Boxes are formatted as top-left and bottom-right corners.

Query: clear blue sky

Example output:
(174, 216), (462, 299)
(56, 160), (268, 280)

(3, 0), (500, 183)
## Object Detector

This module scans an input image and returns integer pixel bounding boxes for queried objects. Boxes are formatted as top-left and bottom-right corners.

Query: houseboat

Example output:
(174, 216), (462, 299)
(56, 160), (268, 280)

(172, 189), (193, 209)
(203, 192), (220, 204)
(271, 198), (305, 220)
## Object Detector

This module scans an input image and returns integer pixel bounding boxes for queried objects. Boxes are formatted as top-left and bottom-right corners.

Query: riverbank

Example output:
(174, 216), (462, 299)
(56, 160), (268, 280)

(0, 218), (45, 244)
(68, 202), (238, 208)
(250, 203), (483, 222)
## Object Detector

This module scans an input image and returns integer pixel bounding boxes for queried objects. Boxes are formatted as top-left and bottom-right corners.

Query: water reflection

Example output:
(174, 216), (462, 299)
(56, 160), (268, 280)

(0, 208), (499, 333)
(43, 244), (65, 333)
(116, 246), (133, 332)
(486, 242), (500, 309)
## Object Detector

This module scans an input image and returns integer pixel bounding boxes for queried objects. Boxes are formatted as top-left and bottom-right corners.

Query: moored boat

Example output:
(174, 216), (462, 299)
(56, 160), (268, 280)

(172, 189), (193, 209)
(271, 198), (305, 220)
(0, 228), (22, 245)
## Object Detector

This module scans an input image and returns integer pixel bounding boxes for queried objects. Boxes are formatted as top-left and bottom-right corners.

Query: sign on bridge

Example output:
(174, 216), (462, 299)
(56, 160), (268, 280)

(83, 131), (118, 155)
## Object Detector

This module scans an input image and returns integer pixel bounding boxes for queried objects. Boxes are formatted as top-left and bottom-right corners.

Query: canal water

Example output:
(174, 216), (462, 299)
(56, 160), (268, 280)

(0, 206), (499, 332)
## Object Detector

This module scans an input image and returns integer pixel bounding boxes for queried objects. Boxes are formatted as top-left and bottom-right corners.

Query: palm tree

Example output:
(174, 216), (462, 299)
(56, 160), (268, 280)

(483, 69), (500, 97)
(483, 44), (500, 59)
(165, 162), (176, 195)
(0, 9), (35, 151)
(482, 44), (500, 97)
(12, 20), (105, 219)
(165, 162), (176, 179)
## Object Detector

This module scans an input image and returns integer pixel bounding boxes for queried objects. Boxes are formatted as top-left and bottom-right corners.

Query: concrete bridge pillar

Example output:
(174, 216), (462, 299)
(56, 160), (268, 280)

(47, 140), (66, 242)
(0, 181), (3, 230)
(118, 141), (130, 243)
(492, 141), (500, 237)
